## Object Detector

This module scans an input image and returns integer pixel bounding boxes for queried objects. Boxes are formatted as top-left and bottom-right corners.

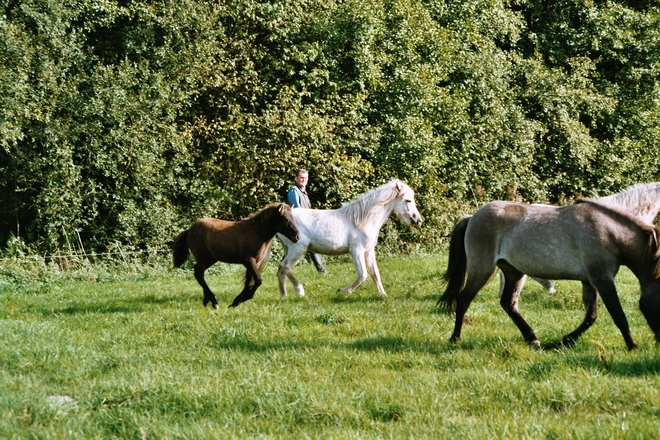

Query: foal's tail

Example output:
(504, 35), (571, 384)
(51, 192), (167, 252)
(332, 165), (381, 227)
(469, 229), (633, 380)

(172, 229), (190, 268)
(437, 215), (471, 313)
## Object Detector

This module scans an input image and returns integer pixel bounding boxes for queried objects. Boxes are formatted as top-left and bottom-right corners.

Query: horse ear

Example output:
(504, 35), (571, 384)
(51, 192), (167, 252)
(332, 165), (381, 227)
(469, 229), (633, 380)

(395, 181), (403, 194)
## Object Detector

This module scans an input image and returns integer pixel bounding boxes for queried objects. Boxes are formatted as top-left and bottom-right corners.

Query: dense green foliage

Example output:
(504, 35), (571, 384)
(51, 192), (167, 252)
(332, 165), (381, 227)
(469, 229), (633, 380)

(1, 0), (659, 252)
(2, 254), (660, 437)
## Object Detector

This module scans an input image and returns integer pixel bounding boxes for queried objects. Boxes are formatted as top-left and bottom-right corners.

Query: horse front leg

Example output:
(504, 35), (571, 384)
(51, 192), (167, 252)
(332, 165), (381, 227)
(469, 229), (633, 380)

(229, 259), (263, 308)
(639, 285), (660, 343)
(278, 245), (306, 297)
(194, 262), (219, 309)
(365, 247), (386, 296)
(552, 282), (599, 349)
(499, 267), (540, 348)
(339, 248), (368, 294)
(591, 278), (637, 350)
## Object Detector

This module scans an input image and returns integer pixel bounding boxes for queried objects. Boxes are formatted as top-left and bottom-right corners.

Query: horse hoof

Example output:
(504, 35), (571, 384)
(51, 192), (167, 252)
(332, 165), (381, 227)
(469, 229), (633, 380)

(530, 340), (542, 350)
(213, 303), (220, 310)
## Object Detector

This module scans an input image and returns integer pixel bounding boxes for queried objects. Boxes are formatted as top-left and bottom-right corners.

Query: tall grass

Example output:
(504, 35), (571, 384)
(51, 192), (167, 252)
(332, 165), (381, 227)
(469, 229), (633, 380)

(1, 252), (659, 438)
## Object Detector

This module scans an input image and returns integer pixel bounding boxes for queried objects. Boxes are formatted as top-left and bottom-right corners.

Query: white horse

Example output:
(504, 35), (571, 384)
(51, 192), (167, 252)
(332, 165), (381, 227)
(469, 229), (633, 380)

(500, 181), (660, 296)
(277, 180), (423, 297)
(595, 181), (660, 225)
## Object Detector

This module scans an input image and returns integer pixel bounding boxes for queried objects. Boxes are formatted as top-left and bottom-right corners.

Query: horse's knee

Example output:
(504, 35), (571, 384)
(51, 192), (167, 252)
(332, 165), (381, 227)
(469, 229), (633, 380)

(499, 296), (517, 314)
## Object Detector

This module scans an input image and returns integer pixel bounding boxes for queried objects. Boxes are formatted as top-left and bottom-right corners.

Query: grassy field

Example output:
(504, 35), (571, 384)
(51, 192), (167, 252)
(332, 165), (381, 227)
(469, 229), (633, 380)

(1, 252), (660, 438)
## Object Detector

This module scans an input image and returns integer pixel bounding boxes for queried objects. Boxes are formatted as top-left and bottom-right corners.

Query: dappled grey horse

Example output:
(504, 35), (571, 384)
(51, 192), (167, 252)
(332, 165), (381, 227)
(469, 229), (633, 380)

(438, 200), (660, 350)
(499, 182), (660, 295)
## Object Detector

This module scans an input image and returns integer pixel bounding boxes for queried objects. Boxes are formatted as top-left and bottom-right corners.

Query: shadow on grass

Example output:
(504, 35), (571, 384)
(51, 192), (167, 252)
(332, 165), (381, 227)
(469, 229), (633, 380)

(26, 294), (184, 316)
(329, 294), (387, 304)
(213, 332), (452, 356)
(527, 352), (660, 378)
(605, 357), (660, 377)
(346, 335), (453, 356)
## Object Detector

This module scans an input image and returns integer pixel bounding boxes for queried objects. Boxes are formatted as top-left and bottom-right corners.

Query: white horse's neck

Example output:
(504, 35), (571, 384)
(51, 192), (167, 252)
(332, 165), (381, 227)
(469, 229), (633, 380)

(595, 182), (660, 225)
(340, 182), (400, 234)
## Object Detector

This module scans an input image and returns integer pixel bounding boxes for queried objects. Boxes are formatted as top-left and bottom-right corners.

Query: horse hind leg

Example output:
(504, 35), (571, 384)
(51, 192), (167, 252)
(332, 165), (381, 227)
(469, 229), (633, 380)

(278, 264), (306, 297)
(499, 264), (540, 348)
(499, 272), (554, 297)
(194, 262), (219, 309)
(449, 270), (494, 343)
(278, 245), (307, 297)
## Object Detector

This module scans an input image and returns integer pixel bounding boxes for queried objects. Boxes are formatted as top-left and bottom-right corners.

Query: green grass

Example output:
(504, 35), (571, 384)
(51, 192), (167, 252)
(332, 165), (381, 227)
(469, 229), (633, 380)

(1, 254), (660, 438)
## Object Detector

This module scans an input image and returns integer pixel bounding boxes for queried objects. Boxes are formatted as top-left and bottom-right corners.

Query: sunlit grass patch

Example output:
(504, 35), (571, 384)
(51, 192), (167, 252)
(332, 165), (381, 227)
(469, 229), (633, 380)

(1, 255), (659, 438)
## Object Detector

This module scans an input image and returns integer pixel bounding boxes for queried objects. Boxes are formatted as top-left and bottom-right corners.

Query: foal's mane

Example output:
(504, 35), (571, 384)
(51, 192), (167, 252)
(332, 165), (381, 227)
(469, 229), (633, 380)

(247, 203), (286, 221)
(593, 182), (660, 225)
(339, 180), (406, 228)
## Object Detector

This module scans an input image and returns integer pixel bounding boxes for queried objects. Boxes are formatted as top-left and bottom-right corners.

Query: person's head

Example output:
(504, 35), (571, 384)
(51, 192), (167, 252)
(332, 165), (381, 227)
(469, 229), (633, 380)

(294, 169), (309, 188)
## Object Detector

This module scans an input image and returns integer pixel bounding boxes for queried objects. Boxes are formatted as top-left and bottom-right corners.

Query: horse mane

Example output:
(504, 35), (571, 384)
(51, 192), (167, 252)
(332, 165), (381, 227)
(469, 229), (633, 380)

(592, 182), (660, 224)
(575, 199), (652, 229)
(576, 199), (660, 278)
(339, 180), (407, 228)
(247, 203), (286, 221)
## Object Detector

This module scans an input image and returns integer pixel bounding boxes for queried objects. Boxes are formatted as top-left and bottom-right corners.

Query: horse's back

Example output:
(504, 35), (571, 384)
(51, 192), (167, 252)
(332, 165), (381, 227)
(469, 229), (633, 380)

(290, 208), (357, 255)
(467, 201), (616, 280)
(187, 217), (261, 264)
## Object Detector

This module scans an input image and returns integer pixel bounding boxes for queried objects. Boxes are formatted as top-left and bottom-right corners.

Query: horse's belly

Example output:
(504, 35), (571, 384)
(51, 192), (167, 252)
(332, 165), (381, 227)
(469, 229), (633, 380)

(308, 241), (350, 255)
(503, 253), (585, 280)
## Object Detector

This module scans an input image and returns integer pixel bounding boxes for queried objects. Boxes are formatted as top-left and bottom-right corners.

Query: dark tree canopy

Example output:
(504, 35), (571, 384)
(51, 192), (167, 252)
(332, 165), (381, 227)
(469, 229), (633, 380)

(1, 0), (658, 253)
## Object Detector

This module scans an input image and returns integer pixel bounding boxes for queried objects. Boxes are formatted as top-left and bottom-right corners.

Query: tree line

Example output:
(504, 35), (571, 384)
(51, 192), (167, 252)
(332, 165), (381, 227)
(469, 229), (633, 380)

(1, 0), (658, 253)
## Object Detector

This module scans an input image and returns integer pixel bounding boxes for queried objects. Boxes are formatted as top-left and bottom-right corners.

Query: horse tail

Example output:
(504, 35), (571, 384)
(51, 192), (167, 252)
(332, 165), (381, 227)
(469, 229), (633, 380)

(437, 215), (471, 312)
(172, 229), (190, 268)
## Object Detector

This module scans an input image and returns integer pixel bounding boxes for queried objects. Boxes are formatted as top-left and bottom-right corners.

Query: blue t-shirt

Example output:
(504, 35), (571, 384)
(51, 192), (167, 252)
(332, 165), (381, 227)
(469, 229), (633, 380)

(287, 185), (311, 208)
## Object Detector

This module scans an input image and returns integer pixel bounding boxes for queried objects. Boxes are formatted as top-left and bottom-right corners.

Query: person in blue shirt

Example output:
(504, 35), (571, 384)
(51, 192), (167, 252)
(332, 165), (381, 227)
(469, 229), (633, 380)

(286, 169), (327, 274)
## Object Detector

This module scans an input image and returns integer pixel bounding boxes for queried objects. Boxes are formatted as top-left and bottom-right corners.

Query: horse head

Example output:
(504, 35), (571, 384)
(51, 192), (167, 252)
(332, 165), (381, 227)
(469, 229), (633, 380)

(392, 181), (423, 226)
(276, 203), (301, 243)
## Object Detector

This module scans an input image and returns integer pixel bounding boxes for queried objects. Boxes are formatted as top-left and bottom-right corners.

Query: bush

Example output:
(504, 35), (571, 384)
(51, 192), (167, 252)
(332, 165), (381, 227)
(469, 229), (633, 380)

(1, 0), (658, 254)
